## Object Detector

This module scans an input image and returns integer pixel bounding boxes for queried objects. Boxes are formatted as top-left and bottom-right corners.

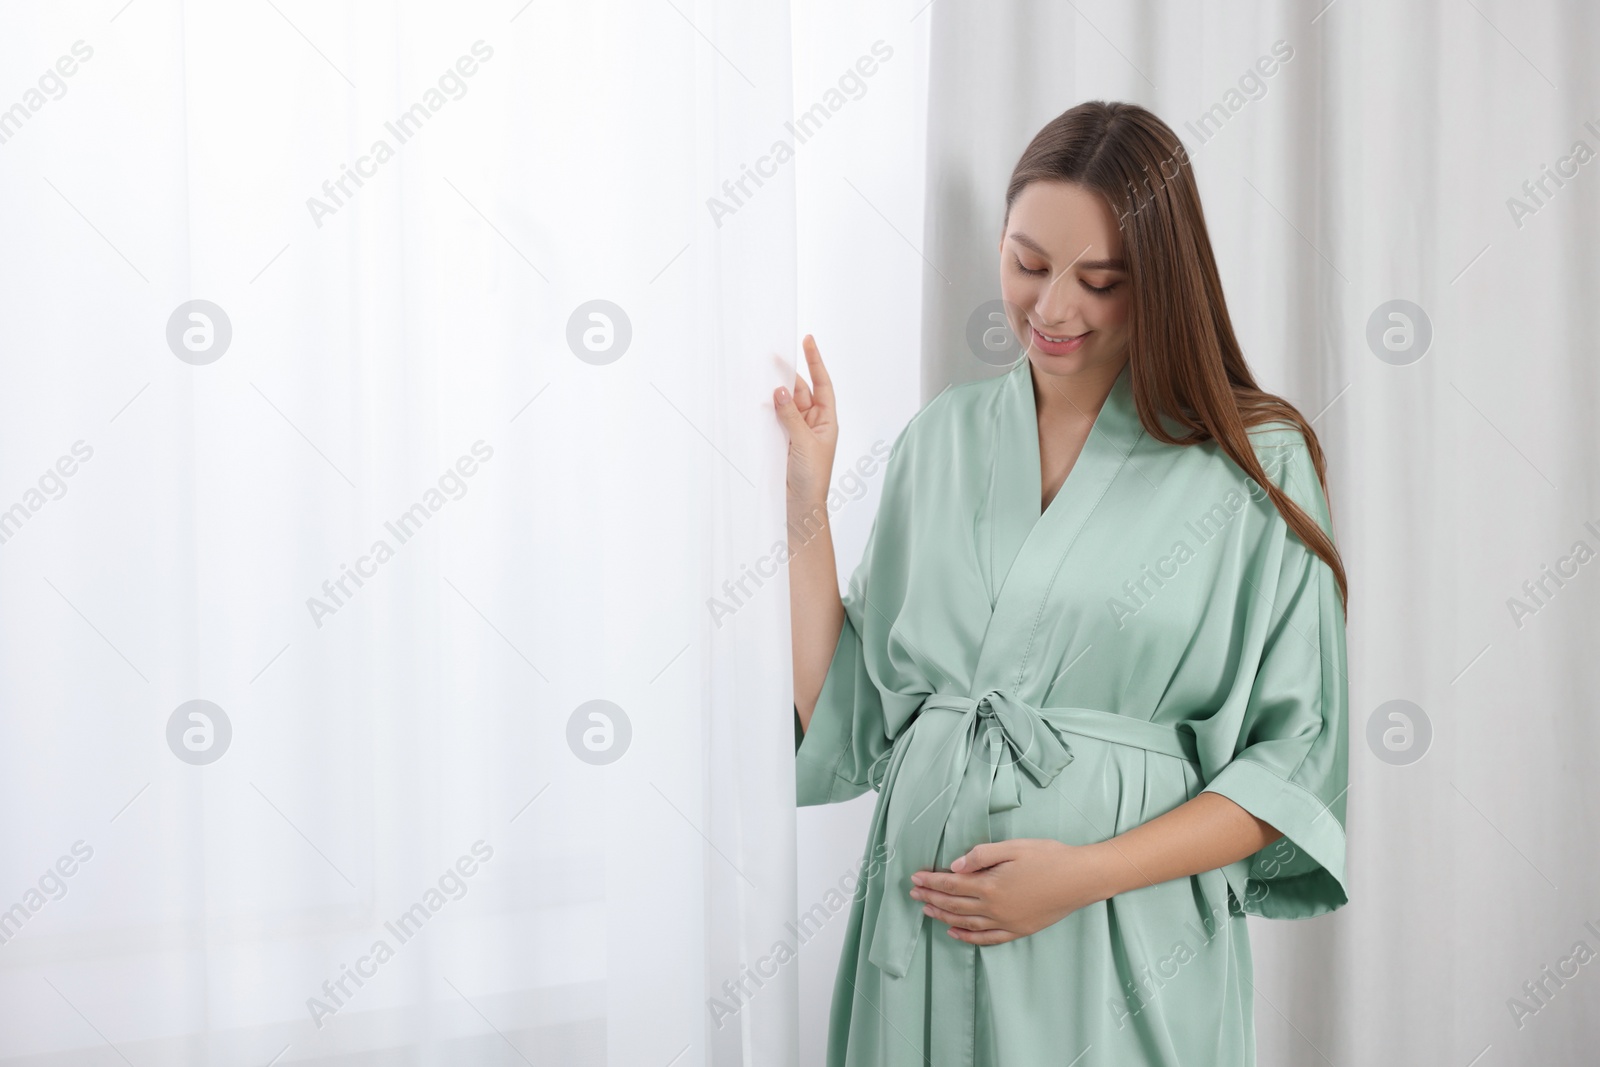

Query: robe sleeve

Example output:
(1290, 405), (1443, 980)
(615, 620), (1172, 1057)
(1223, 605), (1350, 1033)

(794, 596), (894, 806)
(1199, 437), (1350, 920)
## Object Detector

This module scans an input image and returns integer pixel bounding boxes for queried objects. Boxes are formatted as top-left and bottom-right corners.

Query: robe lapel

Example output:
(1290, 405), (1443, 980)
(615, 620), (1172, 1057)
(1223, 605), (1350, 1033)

(979, 357), (1145, 688)
(985, 357), (1041, 605)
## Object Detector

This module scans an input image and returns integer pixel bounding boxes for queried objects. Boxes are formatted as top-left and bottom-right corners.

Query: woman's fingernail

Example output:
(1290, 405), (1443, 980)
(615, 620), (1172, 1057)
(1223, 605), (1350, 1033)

(776, 387), (790, 404)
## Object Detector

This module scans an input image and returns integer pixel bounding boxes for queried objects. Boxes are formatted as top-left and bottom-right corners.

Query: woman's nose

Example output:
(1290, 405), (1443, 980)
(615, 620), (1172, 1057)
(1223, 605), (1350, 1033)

(1035, 283), (1083, 330)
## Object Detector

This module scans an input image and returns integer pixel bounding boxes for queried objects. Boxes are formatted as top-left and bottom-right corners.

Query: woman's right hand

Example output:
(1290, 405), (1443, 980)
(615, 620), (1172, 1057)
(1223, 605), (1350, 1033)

(773, 334), (839, 511)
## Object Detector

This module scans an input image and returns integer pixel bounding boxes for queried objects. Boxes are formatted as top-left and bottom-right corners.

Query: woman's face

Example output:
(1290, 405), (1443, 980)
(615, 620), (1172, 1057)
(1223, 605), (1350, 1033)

(998, 180), (1132, 381)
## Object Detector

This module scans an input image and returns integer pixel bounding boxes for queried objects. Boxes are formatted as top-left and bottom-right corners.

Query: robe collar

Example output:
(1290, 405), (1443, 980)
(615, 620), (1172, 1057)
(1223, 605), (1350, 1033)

(985, 357), (1145, 612)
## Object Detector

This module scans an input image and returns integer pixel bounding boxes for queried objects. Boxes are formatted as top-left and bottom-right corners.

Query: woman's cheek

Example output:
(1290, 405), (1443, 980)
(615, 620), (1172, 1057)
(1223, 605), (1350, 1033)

(1000, 282), (1033, 328)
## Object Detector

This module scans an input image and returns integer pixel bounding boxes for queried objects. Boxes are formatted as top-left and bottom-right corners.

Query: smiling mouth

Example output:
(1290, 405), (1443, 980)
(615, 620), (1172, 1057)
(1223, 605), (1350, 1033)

(1034, 327), (1084, 343)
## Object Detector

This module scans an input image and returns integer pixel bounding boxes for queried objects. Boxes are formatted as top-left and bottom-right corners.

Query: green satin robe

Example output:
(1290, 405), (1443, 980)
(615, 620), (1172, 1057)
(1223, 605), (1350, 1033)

(794, 356), (1349, 1067)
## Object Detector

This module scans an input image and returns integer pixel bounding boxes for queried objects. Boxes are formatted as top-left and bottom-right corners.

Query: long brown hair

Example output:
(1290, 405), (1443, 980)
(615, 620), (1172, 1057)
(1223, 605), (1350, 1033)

(1003, 100), (1349, 615)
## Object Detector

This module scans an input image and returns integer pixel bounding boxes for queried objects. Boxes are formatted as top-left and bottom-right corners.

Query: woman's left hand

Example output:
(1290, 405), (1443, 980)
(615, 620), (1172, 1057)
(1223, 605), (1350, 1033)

(909, 838), (1114, 945)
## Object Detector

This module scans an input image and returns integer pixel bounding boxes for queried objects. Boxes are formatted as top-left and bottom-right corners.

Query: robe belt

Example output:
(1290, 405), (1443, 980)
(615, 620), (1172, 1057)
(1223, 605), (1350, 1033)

(865, 690), (1201, 979)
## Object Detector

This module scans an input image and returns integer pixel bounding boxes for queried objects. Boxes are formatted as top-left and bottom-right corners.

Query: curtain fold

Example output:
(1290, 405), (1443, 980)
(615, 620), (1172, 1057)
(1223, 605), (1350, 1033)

(0, 1), (796, 1064)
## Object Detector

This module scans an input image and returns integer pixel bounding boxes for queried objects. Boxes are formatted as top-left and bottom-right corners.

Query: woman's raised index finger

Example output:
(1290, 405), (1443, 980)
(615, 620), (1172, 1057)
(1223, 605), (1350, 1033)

(802, 335), (835, 404)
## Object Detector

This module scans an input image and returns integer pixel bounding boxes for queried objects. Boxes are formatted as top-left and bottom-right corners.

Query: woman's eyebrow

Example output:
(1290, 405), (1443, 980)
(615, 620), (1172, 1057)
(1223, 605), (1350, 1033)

(1008, 232), (1126, 271)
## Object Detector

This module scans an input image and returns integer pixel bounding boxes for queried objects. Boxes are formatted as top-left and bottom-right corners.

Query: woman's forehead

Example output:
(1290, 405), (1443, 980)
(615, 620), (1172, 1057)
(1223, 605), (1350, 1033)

(1006, 182), (1124, 261)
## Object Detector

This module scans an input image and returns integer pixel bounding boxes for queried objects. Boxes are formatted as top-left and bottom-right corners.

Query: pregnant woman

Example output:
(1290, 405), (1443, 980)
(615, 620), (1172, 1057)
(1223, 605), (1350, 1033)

(776, 100), (1350, 1066)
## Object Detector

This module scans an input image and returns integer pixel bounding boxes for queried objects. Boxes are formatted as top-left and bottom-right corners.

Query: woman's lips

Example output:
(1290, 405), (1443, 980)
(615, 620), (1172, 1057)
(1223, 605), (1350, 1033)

(1031, 324), (1088, 355)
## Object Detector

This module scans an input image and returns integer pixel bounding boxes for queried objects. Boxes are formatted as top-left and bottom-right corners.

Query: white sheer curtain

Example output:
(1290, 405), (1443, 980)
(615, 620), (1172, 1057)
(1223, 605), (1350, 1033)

(0, 1), (795, 1064)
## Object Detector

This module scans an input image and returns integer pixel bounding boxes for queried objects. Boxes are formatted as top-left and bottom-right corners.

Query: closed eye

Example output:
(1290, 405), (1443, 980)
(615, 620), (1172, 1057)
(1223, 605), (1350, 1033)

(1013, 254), (1121, 294)
(1011, 254), (1047, 277)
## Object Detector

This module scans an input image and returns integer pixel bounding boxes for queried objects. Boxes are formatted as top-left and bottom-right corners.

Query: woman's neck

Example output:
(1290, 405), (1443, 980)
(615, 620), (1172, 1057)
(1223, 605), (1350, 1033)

(1029, 355), (1125, 426)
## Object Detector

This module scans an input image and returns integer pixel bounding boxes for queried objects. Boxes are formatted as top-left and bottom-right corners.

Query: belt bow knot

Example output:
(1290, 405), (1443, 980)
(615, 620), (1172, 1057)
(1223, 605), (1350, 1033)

(864, 688), (1075, 978)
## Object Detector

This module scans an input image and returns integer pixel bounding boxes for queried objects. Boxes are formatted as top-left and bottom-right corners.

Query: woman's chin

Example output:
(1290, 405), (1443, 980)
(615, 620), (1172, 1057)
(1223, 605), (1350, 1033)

(1026, 348), (1091, 376)
(1025, 345), (1127, 380)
